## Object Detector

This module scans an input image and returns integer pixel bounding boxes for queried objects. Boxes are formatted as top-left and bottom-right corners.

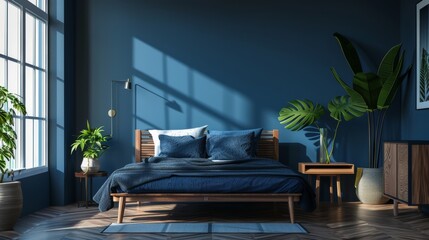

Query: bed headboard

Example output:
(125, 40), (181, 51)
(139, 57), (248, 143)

(134, 129), (279, 162)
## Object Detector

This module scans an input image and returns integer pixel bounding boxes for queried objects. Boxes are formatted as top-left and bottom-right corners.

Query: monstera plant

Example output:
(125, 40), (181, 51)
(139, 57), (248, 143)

(278, 96), (366, 163)
(331, 32), (412, 169)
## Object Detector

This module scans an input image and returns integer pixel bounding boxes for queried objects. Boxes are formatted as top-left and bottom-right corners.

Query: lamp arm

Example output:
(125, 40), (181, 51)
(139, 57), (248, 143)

(108, 78), (131, 137)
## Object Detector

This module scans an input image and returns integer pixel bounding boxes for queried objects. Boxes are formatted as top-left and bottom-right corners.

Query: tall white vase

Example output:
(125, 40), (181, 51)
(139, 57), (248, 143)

(80, 158), (100, 173)
(356, 167), (389, 204)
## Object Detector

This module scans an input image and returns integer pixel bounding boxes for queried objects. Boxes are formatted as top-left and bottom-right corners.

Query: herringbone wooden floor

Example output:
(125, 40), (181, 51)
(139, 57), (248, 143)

(0, 202), (428, 239)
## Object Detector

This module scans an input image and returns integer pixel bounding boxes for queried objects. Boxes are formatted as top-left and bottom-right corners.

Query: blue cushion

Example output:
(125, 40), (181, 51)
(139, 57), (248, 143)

(206, 132), (254, 160)
(158, 135), (206, 158)
(207, 128), (263, 156)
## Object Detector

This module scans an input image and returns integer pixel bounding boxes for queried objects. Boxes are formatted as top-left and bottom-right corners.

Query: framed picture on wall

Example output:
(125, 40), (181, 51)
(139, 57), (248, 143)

(417, 0), (429, 109)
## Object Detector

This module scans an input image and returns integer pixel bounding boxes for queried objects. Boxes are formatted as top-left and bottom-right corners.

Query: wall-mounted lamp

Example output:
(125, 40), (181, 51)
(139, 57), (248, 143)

(108, 78), (132, 136)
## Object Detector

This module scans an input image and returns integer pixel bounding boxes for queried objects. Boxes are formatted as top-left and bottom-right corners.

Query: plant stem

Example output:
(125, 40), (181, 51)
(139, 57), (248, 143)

(327, 120), (341, 160)
(367, 112), (372, 168)
(375, 109), (388, 168)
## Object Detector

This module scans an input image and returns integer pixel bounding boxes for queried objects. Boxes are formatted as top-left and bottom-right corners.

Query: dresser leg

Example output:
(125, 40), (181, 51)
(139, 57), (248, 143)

(393, 200), (398, 216)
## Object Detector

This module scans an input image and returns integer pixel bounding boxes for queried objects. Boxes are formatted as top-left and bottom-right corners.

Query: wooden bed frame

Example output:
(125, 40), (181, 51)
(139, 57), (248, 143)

(111, 129), (301, 224)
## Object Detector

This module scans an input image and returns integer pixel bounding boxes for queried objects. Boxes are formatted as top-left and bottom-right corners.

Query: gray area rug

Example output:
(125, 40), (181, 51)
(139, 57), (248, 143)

(102, 222), (308, 234)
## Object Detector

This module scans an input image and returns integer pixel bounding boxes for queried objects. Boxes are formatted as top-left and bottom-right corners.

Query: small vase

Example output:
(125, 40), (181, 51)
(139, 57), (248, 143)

(80, 158), (100, 173)
(319, 128), (329, 163)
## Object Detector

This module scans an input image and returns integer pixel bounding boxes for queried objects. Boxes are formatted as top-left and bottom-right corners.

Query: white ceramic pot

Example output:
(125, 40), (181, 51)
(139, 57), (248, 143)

(80, 158), (100, 173)
(356, 167), (389, 204)
(0, 181), (23, 230)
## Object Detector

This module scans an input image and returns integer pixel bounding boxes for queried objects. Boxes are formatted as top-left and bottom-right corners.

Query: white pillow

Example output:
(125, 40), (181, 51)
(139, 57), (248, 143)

(148, 125), (208, 156)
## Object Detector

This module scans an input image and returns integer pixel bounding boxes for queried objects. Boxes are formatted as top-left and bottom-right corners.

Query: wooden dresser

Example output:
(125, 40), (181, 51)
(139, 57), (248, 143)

(384, 141), (429, 215)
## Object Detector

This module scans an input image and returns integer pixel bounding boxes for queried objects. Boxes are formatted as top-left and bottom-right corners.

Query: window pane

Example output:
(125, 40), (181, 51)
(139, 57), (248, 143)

(25, 119), (46, 168)
(0, 0), (6, 55)
(25, 13), (45, 69)
(0, 58), (5, 87)
(27, 0), (46, 12)
(9, 118), (23, 170)
(25, 67), (45, 117)
(8, 2), (20, 60)
(7, 60), (20, 96)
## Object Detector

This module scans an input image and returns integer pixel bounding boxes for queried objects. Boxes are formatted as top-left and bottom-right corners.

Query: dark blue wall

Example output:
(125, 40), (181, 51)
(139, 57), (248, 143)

(48, 0), (76, 206)
(74, 0), (401, 202)
(19, 172), (50, 216)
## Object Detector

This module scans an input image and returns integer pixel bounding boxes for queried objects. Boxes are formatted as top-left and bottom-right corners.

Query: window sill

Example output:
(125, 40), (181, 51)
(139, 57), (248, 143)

(4, 166), (48, 181)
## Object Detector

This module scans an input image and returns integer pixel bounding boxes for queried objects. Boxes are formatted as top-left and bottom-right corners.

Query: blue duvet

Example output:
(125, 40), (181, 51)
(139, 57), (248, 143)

(93, 157), (316, 212)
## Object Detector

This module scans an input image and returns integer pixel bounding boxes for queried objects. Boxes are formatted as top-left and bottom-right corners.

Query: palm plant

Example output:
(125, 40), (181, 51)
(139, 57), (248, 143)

(330, 32), (412, 168)
(278, 96), (366, 163)
(0, 86), (26, 183)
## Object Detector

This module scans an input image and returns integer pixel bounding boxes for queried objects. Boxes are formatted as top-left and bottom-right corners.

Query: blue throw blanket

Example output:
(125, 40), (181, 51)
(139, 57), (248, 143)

(93, 157), (316, 212)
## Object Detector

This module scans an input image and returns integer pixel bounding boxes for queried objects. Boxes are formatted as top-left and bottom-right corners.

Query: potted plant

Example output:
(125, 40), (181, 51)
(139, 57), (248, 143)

(331, 32), (411, 204)
(278, 96), (365, 164)
(0, 86), (26, 230)
(71, 121), (109, 173)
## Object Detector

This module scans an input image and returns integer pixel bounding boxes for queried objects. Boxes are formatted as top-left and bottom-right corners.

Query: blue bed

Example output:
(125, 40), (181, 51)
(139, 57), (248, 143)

(94, 129), (316, 224)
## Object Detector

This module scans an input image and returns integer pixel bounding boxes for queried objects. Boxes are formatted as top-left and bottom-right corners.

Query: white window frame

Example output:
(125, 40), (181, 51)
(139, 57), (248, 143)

(1, 0), (48, 178)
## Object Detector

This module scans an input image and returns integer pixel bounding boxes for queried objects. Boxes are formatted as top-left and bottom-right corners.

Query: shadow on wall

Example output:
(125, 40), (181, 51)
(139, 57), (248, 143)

(279, 143), (310, 169)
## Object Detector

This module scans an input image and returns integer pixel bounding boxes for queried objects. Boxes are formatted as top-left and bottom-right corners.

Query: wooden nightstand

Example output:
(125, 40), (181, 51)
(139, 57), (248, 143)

(75, 171), (108, 208)
(298, 162), (355, 207)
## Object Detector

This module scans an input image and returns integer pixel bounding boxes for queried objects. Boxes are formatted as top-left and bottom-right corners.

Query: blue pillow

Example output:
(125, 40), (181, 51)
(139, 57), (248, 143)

(206, 132), (254, 160)
(158, 135), (206, 158)
(207, 128), (263, 156)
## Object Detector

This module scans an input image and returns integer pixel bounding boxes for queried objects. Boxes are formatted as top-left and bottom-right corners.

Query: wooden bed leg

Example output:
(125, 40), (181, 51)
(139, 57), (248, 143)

(288, 196), (295, 224)
(117, 197), (126, 224)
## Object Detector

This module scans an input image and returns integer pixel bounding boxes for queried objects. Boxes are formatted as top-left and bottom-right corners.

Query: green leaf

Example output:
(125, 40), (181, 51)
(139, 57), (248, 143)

(377, 44), (401, 82)
(330, 67), (368, 109)
(278, 99), (324, 131)
(352, 72), (383, 111)
(333, 32), (363, 74)
(328, 96), (366, 121)
(377, 51), (405, 109)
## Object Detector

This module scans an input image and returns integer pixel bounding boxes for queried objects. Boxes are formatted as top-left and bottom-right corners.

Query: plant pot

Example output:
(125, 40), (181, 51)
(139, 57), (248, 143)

(80, 158), (100, 173)
(0, 181), (23, 231)
(355, 167), (389, 204)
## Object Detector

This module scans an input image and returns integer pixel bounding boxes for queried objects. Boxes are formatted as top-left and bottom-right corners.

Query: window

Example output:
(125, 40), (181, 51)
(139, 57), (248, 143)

(0, 0), (48, 171)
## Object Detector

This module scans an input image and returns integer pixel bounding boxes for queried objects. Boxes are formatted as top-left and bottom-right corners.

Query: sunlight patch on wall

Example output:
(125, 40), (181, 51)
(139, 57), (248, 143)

(134, 76), (166, 130)
(165, 56), (188, 128)
(191, 70), (250, 129)
(133, 39), (163, 81)
(132, 37), (251, 130)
